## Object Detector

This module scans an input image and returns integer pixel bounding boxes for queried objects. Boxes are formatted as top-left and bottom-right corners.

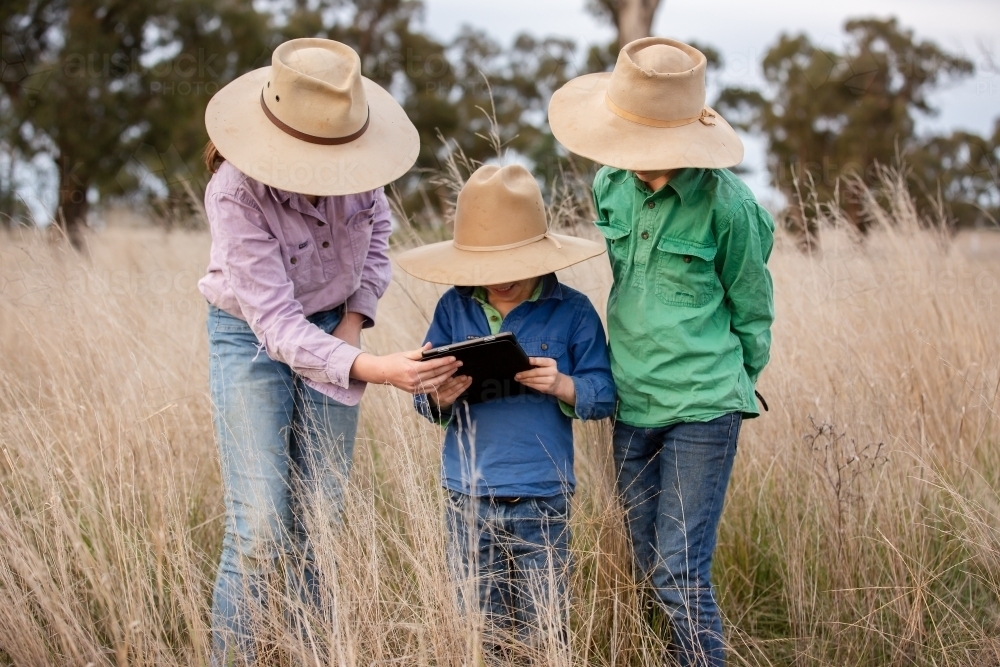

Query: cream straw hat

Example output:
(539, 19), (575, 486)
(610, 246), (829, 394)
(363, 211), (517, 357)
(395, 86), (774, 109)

(548, 37), (744, 171)
(206, 38), (419, 195)
(396, 164), (605, 286)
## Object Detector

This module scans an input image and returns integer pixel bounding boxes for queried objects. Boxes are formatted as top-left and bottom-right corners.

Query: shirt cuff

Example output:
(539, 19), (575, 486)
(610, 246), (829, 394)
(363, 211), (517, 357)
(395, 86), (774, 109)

(415, 393), (454, 426)
(326, 342), (364, 389)
(558, 399), (578, 419)
(568, 375), (593, 420)
(346, 288), (379, 328)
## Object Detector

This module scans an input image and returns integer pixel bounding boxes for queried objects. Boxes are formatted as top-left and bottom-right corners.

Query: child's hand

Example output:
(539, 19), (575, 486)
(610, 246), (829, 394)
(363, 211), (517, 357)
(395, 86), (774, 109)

(428, 375), (473, 409)
(515, 357), (576, 406)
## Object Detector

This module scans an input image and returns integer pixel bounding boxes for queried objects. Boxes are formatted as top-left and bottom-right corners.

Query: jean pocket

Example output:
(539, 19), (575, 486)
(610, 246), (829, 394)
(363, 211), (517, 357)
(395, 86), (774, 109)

(653, 236), (718, 307)
(307, 305), (344, 334)
(531, 495), (570, 521)
(210, 306), (253, 334)
(446, 489), (470, 510)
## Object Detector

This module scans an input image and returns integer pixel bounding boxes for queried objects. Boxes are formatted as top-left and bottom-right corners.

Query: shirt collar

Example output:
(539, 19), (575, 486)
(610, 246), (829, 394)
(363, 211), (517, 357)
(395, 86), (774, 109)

(459, 273), (563, 302)
(630, 167), (704, 205)
(268, 185), (292, 204)
(268, 186), (325, 217)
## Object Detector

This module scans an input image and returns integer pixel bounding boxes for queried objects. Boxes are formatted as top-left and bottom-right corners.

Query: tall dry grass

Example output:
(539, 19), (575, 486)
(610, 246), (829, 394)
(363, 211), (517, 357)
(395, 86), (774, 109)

(0, 170), (999, 666)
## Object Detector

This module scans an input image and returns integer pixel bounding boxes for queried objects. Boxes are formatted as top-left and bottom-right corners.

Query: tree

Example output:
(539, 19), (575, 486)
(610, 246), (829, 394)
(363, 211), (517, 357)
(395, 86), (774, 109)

(716, 18), (977, 238)
(586, 0), (664, 48)
(1, 0), (268, 248)
(908, 121), (999, 228)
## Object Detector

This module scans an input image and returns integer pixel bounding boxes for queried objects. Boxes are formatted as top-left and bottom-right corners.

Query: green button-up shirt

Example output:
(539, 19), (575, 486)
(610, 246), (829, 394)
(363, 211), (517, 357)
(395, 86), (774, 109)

(592, 167), (775, 427)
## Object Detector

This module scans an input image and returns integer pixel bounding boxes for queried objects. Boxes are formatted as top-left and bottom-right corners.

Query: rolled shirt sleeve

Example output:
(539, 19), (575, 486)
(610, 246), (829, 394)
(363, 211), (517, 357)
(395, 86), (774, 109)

(564, 300), (617, 421)
(345, 190), (392, 326)
(210, 188), (365, 398)
(715, 200), (775, 384)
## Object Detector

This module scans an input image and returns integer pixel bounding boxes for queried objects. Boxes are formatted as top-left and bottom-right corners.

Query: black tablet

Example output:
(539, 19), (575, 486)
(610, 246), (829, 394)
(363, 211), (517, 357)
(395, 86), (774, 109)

(421, 332), (533, 404)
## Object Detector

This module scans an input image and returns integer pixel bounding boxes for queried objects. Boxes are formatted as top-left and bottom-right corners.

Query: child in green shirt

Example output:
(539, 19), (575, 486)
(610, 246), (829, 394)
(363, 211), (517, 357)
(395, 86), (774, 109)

(548, 36), (775, 667)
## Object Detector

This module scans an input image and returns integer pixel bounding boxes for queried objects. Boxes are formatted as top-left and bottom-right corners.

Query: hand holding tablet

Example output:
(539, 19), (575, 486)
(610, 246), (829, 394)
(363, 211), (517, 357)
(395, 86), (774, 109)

(421, 332), (533, 405)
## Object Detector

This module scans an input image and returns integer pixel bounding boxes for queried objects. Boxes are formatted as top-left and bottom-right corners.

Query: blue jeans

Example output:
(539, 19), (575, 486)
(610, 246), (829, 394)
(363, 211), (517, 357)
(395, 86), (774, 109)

(613, 413), (742, 667)
(445, 490), (572, 657)
(207, 304), (359, 665)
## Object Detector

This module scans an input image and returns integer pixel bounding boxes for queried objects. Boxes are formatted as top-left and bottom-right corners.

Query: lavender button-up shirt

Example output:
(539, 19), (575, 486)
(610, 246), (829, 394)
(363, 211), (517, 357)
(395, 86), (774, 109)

(198, 161), (392, 405)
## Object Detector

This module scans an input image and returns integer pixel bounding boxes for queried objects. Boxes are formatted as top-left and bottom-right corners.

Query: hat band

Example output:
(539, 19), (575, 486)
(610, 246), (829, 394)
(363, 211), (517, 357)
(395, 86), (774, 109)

(453, 231), (562, 252)
(260, 92), (370, 145)
(605, 94), (717, 128)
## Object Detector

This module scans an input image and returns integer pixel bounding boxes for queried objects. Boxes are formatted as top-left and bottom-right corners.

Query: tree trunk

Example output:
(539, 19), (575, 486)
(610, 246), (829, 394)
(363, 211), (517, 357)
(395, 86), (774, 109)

(616, 0), (662, 47)
(56, 153), (89, 251)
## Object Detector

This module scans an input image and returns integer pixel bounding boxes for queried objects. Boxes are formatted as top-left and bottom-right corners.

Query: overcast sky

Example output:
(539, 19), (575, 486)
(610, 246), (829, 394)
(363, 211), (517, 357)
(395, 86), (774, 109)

(420, 0), (1000, 202)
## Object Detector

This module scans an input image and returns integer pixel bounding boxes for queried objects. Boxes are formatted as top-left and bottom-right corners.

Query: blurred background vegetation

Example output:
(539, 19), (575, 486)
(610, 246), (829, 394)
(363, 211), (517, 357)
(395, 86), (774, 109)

(1, 0), (997, 249)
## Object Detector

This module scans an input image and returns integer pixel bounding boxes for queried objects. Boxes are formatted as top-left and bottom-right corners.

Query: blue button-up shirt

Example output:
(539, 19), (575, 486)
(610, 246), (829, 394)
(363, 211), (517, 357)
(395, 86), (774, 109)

(414, 274), (616, 498)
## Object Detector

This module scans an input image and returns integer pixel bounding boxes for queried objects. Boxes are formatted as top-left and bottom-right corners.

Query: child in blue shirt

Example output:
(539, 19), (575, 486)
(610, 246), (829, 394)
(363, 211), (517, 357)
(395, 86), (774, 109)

(396, 164), (616, 657)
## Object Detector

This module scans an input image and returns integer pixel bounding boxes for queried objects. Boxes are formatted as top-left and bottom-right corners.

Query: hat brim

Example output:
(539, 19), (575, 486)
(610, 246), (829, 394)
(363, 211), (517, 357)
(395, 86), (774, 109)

(206, 67), (419, 195)
(395, 234), (606, 286)
(548, 73), (744, 171)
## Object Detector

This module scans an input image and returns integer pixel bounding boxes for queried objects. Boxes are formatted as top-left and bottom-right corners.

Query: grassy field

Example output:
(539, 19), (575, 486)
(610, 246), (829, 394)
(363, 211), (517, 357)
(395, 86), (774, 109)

(1, 177), (999, 665)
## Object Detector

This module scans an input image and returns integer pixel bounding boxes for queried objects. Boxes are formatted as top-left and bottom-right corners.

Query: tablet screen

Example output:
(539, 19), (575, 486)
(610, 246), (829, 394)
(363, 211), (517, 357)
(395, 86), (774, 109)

(421, 332), (533, 404)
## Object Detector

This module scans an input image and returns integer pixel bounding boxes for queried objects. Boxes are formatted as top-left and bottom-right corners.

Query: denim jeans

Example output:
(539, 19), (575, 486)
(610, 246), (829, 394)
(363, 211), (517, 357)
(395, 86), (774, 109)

(613, 413), (742, 667)
(207, 304), (359, 665)
(445, 490), (572, 659)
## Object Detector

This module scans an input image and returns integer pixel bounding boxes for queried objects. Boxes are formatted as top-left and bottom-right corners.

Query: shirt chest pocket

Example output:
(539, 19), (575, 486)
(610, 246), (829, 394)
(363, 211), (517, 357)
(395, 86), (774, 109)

(595, 220), (632, 268)
(653, 237), (719, 308)
(345, 203), (376, 275)
(519, 337), (569, 372)
(282, 238), (324, 290)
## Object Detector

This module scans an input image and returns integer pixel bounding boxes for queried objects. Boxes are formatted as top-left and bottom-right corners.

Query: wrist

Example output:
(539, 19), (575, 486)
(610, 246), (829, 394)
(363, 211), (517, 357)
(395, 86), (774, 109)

(350, 352), (383, 383)
(554, 373), (575, 405)
(342, 311), (366, 327)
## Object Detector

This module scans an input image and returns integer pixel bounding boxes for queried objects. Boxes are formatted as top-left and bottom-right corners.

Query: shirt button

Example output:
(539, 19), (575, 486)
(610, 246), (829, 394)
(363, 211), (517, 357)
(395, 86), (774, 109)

(317, 221), (326, 226)
(490, 316), (499, 322)
(641, 231), (649, 240)
(683, 255), (692, 263)
(540, 343), (548, 351)
(647, 201), (655, 209)
(290, 257), (298, 265)
(322, 241), (330, 248)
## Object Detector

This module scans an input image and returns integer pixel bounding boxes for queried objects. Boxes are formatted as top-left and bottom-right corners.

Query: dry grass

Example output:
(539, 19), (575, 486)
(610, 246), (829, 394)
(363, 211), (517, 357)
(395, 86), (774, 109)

(1, 172), (999, 666)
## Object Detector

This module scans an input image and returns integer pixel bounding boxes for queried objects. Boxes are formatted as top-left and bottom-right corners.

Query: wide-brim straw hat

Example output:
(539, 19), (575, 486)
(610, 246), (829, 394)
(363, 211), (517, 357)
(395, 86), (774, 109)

(206, 38), (419, 195)
(548, 37), (744, 171)
(396, 164), (605, 286)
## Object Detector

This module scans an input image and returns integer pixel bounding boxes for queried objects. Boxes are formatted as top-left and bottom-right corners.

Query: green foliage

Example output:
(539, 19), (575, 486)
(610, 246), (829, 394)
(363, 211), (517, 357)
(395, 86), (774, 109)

(4, 5), (997, 243)
(717, 18), (996, 231)
(1, 0), (590, 239)
(1, 0), (270, 244)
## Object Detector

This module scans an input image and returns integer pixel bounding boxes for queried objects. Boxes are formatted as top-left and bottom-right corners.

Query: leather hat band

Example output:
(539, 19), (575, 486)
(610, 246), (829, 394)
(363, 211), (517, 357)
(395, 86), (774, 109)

(605, 94), (717, 128)
(260, 91), (370, 145)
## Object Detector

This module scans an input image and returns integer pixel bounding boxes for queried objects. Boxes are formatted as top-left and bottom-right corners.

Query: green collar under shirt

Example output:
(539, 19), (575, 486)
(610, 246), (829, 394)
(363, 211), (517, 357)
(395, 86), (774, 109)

(471, 280), (544, 334)
(470, 280), (575, 418)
